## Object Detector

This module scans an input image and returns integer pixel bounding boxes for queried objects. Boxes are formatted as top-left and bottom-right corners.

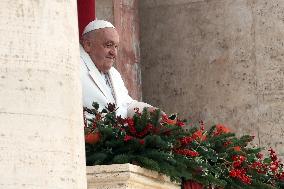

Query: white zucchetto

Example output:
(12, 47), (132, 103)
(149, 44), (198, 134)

(82, 19), (115, 36)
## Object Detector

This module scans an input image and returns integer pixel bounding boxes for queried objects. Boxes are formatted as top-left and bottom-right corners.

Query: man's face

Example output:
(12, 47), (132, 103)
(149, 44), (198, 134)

(83, 28), (119, 73)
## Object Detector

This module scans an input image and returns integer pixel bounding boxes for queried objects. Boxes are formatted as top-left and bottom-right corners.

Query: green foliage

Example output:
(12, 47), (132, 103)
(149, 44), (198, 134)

(84, 103), (284, 188)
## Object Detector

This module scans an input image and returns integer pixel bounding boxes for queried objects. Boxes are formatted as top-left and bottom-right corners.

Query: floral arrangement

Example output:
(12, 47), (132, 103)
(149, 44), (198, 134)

(84, 103), (284, 189)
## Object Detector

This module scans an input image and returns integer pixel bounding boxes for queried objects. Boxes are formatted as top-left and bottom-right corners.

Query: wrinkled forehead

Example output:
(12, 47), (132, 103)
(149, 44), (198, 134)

(93, 28), (119, 43)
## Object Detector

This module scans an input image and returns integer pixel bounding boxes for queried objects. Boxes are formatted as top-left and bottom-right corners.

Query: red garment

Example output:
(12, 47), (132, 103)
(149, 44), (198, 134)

(77, 0), (96, 37)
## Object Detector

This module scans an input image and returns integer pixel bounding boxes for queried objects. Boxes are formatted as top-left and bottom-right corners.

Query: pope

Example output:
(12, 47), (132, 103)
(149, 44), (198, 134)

(80, 19), (155, 118)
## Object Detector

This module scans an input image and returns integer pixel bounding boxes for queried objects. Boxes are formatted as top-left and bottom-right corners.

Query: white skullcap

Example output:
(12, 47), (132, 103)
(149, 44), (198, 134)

(82, 19), (115, 36)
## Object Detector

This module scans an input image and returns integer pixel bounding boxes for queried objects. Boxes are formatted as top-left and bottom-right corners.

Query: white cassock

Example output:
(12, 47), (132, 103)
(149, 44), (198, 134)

(80, 45), (152, 118)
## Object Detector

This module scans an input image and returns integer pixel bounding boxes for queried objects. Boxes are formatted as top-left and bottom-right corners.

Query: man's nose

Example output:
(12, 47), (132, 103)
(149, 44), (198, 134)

(109, 47), (117, 56)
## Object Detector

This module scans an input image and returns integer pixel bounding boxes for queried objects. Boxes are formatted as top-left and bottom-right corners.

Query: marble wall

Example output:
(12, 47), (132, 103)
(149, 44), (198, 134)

(140, 0), (284, 155)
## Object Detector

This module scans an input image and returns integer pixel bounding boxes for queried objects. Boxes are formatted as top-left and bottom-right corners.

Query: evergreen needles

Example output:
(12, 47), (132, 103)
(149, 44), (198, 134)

(84, 103), (284, 189)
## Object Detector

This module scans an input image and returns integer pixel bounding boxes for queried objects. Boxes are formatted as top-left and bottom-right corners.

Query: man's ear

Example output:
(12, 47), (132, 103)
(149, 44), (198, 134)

(82, 39), (91, 53)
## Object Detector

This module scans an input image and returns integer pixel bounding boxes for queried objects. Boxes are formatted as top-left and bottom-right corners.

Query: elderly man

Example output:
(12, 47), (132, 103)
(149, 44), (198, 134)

(80, 20), (153, 118)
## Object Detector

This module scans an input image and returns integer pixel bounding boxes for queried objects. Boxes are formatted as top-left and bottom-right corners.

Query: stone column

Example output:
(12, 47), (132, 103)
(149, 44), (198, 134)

(0, 1), (87, 189)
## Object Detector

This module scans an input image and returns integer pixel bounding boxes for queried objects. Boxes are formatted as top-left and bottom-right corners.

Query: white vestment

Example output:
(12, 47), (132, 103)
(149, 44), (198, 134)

(80, 45), (151, 118)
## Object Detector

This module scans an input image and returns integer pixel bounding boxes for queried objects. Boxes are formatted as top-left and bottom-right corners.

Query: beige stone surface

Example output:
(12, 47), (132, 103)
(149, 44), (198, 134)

(140, 0), (284, 156)
(87, 164), (180, 189)
(0, 0), (87, 188)
(96, 0), (114, 23)
(114, 0), (142, 100)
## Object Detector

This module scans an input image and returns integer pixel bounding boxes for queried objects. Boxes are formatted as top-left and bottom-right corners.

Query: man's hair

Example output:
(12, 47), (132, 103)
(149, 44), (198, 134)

(81, 30), (97, 45)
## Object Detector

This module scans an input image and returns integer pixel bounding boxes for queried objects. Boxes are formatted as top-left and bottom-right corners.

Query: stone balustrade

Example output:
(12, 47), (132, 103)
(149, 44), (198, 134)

(87, 164), (180, 189)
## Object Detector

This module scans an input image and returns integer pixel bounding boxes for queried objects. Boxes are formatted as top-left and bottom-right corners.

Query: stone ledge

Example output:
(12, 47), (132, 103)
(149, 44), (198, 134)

(87, 164), (180, 189)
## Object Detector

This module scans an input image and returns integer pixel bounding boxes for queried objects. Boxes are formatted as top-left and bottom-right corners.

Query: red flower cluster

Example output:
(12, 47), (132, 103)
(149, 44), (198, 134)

(268, 148), (284, 180)
(180, 129), (206, 145)
(139, 139), (145, 145)
(124, 135), (145, 145)
(223, 140), (232, 147)
(232, 155), (246, 168)
(269, 148), (280, 173)
(174, 149), (199, 157)
(176, 119), (185, 127)
(249, 148), (284, 183)
(229, 168), (252, 184)
(250, 152), (267, 174)
(276, 172), (284, 181)
(233, 146), (241, 151)
(124, 135), (133, 142)
(229, 155), (252, 184)
(180, 136), (195, 145)
(256, 153), (264, 159)
(213, 124), (230, 136)
(193, 130), (206, 141)
(137, 124), (154, 137)
(251, 161), (267, 174)
(126, 118), (135, 133)
(126, 118), (153, 137)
